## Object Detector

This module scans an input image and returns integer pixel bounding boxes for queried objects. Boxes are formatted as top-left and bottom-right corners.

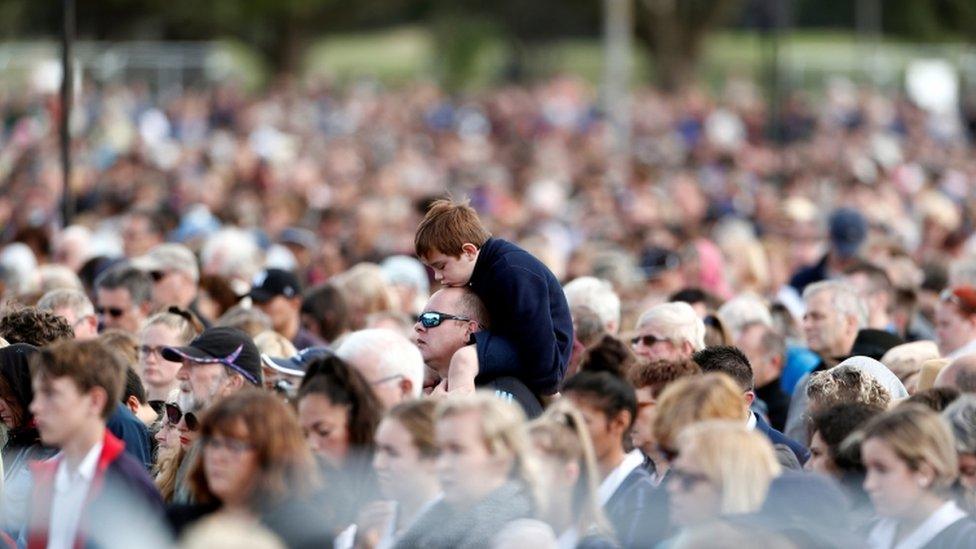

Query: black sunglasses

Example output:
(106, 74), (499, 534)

(417, 311), (472, 328)
(149, 270), (167, 282)
(631, 334), (666, 347)
(670, 468), (711, 491)
(96, 306), (125, 318)
(164, 403), (200, 431)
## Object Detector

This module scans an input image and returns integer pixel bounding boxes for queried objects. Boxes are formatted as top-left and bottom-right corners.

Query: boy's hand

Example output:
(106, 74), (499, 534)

(446, 344), (478, 395)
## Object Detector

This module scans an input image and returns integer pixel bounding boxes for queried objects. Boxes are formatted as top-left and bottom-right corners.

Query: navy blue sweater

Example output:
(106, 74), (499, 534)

(469, 238), (574, 396)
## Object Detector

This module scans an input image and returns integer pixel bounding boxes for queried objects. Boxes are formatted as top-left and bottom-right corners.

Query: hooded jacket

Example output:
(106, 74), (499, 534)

(0, 344), (56, 537)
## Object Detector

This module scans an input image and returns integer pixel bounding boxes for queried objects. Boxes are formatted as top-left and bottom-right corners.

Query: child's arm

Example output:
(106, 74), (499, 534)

(445, 344), (478, 395)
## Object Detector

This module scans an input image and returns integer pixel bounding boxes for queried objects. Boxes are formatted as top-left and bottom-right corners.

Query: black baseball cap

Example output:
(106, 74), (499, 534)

(162, 327), (263, 386)
(249, 269), (301, 303)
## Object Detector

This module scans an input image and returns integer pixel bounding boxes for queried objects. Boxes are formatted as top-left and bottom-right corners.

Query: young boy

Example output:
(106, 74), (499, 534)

(26, 339), (163, 548)
(415, 198), (573, 396)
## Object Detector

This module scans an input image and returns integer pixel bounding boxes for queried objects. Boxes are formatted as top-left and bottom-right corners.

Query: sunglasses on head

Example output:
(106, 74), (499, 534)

(164, 403), (199, 431)
(670, 467), (711, 491)
(96, 306), (125, 318)
(631, 334), (666, 347)
(417, 311), (472, 328)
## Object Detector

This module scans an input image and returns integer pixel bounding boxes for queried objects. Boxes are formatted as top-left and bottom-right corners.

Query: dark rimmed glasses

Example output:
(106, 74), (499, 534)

(164, 403), (200, 431)
(417, 311), (472, 328)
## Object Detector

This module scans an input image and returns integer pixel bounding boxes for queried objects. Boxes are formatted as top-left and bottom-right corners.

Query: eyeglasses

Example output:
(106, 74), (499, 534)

(164, 403), (200, 431)
(96, 306), (125, 318)
(670, 468), (711, 491)
(149, 270), (168, 283)
(370, 373), (404, 386)
(417, 311), (472, 328)
(203, 435), (254, 454)
(631, 334), (666, 347)
(139, 345), (170, 358)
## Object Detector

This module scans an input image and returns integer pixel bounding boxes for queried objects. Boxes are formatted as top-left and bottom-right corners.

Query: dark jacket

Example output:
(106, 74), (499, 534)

(788, 253), (828, 294)
(392, 480), (534, 549)
(107, 402), (153, 470)
(754, 412), (810, 465)
(469, 238), (574, 395)
(603, 465), (662, 549)
(26, 430), (164, 549)
(755, 378), (790, 432)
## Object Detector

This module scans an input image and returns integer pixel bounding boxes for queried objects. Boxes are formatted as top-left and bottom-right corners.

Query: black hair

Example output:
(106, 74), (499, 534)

(95, 264), (153, 306)
(123, 366), (147, 404)
(562, 370), (637, 434)
(301, 283), (349, 343)
(693, 345), (754, 391)
(298, 355), (382, 452)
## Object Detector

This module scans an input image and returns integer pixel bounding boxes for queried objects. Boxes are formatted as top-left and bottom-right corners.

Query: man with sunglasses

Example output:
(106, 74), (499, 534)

(133, 243), (211, 327)
(162, 326), (263, 503)
(94, 265), (154, 335)
(630, 302), (705, 363)
(414, 288), (543, 418)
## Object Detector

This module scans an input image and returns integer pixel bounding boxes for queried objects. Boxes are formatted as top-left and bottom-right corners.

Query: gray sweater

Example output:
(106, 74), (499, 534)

(392, 481), (534, 549)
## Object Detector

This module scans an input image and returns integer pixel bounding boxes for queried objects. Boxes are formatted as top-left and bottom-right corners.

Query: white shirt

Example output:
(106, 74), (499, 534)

(746, 411), (758, 431)
(867, 500), (968, 549)
(48, 441), (103, 549)
(598, 449), (644, 506)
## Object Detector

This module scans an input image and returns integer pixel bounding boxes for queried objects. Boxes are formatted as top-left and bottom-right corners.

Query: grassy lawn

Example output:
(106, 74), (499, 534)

(301, 26), (976, 90)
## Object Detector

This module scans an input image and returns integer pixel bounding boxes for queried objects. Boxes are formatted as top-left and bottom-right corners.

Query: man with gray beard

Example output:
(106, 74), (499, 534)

(161, 327), (263, 503)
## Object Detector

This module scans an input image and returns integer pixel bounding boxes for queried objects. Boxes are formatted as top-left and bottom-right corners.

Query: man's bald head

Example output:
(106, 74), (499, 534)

(935, 354), (976, 392)
(435, 287), (490, 329)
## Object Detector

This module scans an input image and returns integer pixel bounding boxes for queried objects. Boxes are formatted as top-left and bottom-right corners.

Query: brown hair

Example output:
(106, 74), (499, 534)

(414, 198), (491, 259)
(31, 339), (126, 419)
(0, 307), (73, 347)
(652, 373), (747, 452)
(386, 399), (438, 458)
(629, 358), (701, 398)
(189, 389), (320, 506)
(155, 444), (185, 503)
(862, 404), (958, 494)
(99, 329), (139, 367)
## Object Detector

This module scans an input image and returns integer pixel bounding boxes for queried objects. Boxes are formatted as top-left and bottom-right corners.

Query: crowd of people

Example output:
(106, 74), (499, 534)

(0, 74), (973, 548)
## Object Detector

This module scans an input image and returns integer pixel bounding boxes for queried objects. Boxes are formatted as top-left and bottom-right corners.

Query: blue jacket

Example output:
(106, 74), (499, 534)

(107, 403), (152, 470)
(754, 412), (810, 465)
(604, 466), (662, 549)
(469, 238), (574, 395)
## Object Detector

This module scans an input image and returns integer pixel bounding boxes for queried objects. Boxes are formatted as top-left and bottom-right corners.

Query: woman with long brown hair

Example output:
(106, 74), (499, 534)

(168, 389), (331, 546)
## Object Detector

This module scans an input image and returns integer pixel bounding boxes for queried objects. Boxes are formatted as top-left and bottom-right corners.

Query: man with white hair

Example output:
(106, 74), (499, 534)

(784, 280), (868, 442)
(563, 276), (621, 334)
(629, 302), (705, 362)
(335, 328), (424, 410)
(36, 288), (99, 340)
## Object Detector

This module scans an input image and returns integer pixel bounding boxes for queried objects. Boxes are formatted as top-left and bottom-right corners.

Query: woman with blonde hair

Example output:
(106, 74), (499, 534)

(652, 373), (748, 460)
(862, 404), (976, 548)
(666, 421), (780, 529)
(332, 263), (399, 331)
(527, 400), (616, 548)
(393, 392), (538, 549)
(139, 310), (199, 406)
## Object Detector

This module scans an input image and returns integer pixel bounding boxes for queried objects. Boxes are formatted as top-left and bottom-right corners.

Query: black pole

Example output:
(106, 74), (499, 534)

(60, 0), (75, 227)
